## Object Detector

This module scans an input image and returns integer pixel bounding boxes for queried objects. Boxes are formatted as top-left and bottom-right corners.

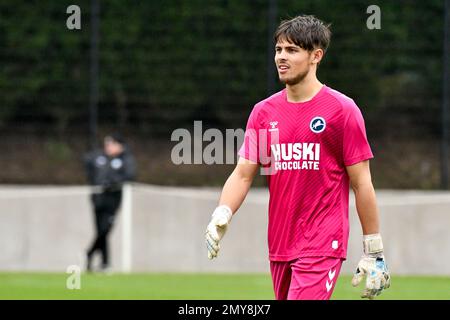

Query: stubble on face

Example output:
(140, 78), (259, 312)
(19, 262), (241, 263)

(280, 66), (310, 86)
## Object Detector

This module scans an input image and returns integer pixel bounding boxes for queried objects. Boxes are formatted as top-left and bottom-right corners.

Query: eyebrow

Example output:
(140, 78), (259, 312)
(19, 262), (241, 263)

(275, 45), (300, 49)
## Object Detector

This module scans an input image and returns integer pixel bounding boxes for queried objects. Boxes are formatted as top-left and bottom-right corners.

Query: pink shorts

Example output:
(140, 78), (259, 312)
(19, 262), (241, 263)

(270, 256), (344, 300)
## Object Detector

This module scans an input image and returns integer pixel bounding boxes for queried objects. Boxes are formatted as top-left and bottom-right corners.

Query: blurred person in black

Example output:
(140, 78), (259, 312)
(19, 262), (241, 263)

(84, 133), (136, 272)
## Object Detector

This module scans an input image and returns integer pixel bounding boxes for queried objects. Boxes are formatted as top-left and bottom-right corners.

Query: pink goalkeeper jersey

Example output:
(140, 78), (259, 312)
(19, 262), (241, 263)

(238, 85), (373, 261)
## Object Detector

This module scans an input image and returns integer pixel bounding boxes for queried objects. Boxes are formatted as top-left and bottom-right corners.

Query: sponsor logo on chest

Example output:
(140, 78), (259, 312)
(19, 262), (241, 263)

(269, 116), (325, 171)
(270, 143), (320, 171)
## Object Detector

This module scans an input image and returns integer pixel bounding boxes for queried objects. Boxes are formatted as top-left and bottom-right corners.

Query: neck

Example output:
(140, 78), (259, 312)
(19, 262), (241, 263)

(286, 72), (323, 103)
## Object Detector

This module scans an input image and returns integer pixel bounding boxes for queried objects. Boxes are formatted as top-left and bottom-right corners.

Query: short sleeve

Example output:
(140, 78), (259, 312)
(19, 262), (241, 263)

(238, 106), (261, 164)
(343, 102), (374, 166)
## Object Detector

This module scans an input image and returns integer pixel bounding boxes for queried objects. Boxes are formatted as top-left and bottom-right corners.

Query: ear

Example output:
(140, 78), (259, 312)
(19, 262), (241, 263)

(310, 48), (324, 65)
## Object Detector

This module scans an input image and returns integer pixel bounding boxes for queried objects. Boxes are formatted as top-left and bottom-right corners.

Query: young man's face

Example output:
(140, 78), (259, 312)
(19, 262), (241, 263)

(274, 39), (315, 86)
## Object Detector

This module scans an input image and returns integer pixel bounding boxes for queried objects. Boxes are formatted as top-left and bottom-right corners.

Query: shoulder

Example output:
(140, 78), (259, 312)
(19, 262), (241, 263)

(323, 86), (361, 116)
(85, 149), (102, 162)
(249, 89), (285, 119)
(122, 149), (135, 160)
(257, 89), (285, 109)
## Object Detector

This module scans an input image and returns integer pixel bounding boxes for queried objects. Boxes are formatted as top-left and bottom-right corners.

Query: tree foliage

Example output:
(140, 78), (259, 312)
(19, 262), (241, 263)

(0, 0), (445, 140)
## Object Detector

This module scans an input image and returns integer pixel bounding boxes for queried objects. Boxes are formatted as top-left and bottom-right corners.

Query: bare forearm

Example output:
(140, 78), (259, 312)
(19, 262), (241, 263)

(354, 183), (380, 235)
(219, 170), (253, 214)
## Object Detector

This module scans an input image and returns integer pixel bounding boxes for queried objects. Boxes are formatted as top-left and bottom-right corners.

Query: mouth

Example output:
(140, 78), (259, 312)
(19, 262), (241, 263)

(277, 64), (289, 74)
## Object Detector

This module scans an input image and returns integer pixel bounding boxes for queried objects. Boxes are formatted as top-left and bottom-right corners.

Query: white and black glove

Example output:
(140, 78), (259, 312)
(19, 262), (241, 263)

(352, 233), (391, 299)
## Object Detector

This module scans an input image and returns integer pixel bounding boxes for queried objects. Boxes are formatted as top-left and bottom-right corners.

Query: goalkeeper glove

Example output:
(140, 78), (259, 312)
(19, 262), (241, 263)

(351, 233), (391, 299)
(205, 205), (233, 260)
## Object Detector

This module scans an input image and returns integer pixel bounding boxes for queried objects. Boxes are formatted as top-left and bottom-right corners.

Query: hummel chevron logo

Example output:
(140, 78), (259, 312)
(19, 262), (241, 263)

(328, 269), (336, 281)
(326, 269), (336, 292)
(326, 280), (333, 292)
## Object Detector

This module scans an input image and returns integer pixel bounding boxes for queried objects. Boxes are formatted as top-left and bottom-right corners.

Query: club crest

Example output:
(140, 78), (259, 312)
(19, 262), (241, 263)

(310, 117), (326, 133)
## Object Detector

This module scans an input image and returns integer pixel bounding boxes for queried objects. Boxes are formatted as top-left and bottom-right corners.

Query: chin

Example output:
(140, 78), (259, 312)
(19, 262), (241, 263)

(278, 77), (286, 84)
(280, 71), (309, 86)
(278, 75), (290, 84)
(279, 77), (296, 85)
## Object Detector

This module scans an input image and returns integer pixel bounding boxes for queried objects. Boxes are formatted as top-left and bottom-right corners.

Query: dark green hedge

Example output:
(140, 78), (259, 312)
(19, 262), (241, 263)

(0, 0), (445, 139)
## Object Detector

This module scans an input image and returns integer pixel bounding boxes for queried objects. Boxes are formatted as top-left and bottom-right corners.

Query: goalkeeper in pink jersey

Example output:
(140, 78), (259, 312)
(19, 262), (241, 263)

(205, 15), (390, 300)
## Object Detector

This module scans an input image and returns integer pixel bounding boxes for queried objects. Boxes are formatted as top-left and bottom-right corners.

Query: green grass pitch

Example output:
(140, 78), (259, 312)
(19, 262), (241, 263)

(1, 273), (449, 300)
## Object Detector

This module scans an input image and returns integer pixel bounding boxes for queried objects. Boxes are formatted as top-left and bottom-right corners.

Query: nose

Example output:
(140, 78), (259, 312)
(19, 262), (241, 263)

(275, 49), (287, 62)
